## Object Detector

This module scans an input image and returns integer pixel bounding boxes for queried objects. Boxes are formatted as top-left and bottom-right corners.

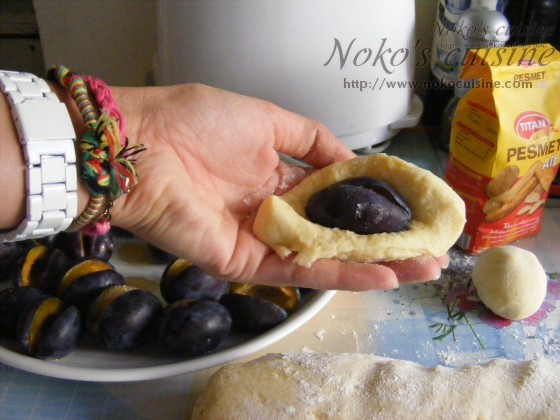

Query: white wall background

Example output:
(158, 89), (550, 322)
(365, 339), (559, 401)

(33, 0), (438, 88)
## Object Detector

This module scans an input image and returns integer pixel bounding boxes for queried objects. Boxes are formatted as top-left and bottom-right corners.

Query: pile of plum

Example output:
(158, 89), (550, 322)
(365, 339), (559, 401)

(0, 232), (301, 360)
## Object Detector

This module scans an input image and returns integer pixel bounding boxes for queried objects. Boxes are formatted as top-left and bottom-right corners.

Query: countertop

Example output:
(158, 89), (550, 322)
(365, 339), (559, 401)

(1, 129), (559, 419)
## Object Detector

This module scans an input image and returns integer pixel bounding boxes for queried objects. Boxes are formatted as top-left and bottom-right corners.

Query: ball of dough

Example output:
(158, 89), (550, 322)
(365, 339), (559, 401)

(472, 246), (547, 320)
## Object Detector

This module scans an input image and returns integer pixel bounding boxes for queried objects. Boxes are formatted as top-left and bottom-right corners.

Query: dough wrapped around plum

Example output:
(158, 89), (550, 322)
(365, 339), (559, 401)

(253, 154), (466, 267)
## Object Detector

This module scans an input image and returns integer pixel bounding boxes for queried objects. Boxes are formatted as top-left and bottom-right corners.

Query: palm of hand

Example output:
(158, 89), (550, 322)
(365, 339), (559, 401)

(115, 84), (446, 290)
(119, 85), (320, 281)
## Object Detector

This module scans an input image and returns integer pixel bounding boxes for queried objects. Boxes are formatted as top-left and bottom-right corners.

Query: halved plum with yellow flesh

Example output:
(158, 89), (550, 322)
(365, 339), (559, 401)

(58, 259), (124, 308)
(87, 285), (162, 350)
(228, 283), (300, 312)
(158, 299), (232, 357)
(160, 259), (228, 303)
(15, 246), (71, 294)
(16, 295), (81, 360)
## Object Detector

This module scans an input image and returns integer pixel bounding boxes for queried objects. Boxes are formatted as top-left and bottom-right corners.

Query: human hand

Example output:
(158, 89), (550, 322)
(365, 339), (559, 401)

(110, 84), (447, 290)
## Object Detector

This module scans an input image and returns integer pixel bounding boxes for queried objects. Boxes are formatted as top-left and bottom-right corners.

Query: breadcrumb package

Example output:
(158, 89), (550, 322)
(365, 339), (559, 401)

(445, 44), (560, 254)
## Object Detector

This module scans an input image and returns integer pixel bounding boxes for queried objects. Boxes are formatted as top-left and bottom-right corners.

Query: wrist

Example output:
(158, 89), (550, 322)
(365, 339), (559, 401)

(0, 91), (25, 230)
(0, 70), (80, 241)
(0, 70), (145, 237)
(0, 77), (91, 232)
(101, 86), (144, 229)
(47, 81), (89, 219)
(47, 67), (146, 235)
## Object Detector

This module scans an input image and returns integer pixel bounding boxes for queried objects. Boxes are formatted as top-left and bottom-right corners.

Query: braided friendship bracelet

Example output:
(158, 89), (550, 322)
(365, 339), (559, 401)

(48, 65), (146, 234)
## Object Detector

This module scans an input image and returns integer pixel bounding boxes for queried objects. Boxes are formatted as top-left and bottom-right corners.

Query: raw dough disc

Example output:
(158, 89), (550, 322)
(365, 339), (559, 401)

(472, 246), (547, 320)
(253, 154), (466, 267)
(191, 352), (560, 419)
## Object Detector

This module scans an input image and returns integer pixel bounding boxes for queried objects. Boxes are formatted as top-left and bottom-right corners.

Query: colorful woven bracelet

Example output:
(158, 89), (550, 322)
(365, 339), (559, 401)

(47, 65), (145, 235)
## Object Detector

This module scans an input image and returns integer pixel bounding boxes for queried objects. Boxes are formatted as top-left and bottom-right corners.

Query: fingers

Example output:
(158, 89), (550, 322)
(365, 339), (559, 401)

(250, 252), (450, 291)
(251, 254), (399, 291)
(381, 254), (449, 283)
(436, 254), (451, 269)
(268, 106), (355, 168)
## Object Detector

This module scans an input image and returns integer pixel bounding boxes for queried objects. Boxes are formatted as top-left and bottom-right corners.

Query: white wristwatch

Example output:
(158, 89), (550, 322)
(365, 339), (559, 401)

(0, 70), (78, 242)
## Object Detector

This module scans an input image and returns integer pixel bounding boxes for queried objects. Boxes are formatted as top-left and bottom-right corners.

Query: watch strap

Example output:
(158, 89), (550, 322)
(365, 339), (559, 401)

(0, 70), (78, 242)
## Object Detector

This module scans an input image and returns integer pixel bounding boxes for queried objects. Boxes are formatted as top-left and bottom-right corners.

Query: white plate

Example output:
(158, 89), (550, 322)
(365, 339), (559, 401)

(0, 237), (335, 382)
(0, 289), (335, 382)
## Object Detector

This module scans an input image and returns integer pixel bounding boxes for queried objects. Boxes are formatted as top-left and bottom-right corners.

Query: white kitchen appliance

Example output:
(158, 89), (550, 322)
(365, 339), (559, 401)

(155, 1), (422, 152)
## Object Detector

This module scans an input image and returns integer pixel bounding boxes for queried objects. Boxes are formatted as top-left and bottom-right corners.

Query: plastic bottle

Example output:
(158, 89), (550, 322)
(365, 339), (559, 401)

(438, 0), (510, 151)
(422, 0), (472, 127)
(423, 0), (506, 127)
(430, 0), (473, 85)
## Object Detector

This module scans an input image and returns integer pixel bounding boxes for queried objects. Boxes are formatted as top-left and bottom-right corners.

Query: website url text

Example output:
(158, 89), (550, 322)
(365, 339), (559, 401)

(343, 77), (534, 92)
